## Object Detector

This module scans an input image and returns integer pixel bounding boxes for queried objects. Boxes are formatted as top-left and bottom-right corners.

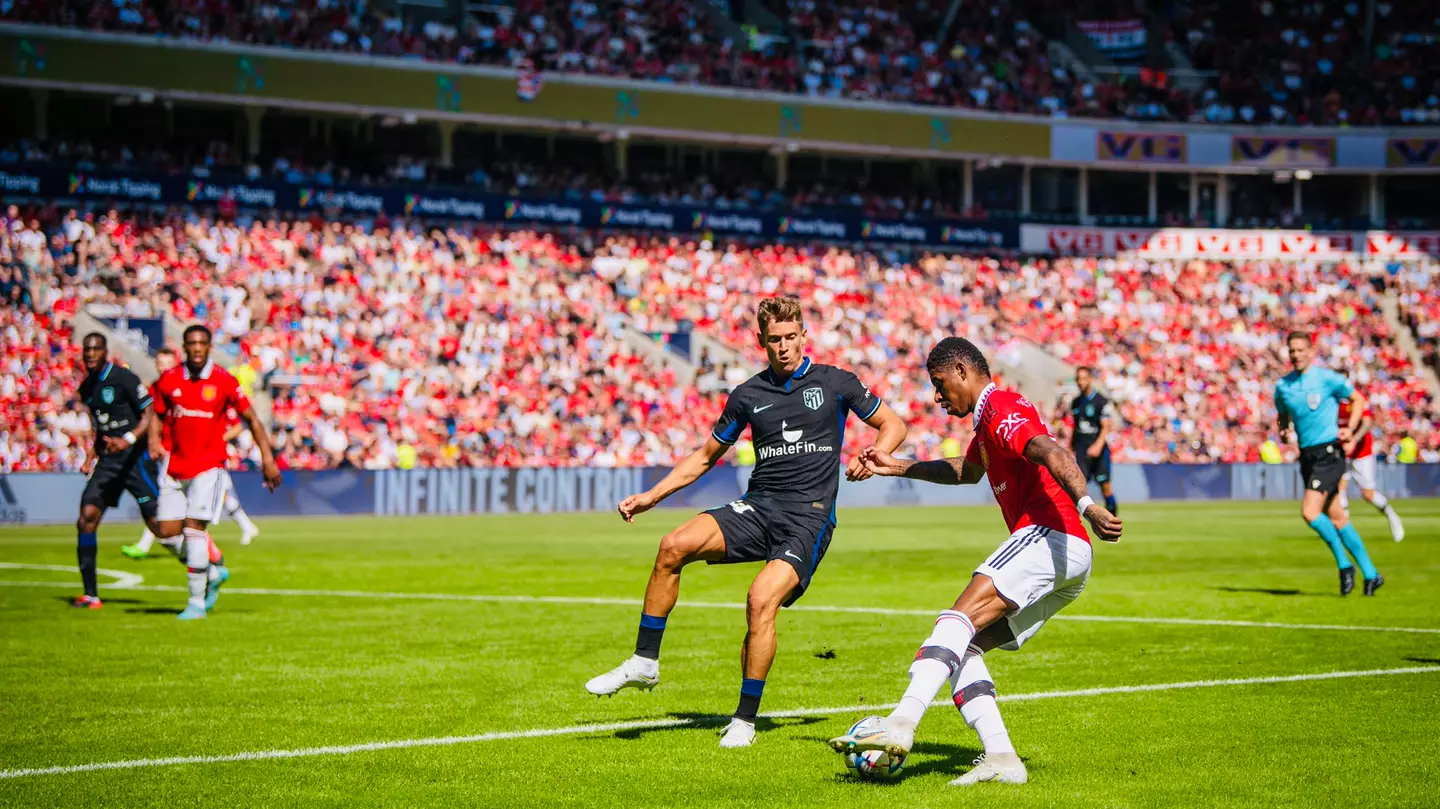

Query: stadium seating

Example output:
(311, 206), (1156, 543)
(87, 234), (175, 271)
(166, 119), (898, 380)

(8, 0), (1440, 125)
(1170, 0), (1440, 125)
(5, 202), (1435, 473)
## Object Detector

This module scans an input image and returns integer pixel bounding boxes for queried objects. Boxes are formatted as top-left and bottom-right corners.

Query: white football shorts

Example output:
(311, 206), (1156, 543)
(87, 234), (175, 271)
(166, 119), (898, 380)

(157, 466), (229, 524)
(975, 525), (1092, 651)
(1345, 454), (1378, 492)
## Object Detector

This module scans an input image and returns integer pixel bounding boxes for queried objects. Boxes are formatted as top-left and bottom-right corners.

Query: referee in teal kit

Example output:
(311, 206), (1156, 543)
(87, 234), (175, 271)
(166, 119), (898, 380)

(1274, 331), (1382, 596)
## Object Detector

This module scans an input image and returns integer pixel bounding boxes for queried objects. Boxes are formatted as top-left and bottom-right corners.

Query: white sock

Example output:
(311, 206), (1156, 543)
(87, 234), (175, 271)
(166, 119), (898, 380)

(232, 504), (258, 536)
(136, 529), (156, 552)
(183, 528), (209, 609)
(629, 654), (658, 676)
(950, 646), (1015, 755)
(1369, 492), (1390, 512)
(893, 610), (976, 727)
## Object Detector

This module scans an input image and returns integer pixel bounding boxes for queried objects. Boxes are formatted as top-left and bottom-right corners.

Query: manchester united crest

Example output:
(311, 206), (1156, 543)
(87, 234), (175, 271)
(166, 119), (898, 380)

(202, 385), (218, 402)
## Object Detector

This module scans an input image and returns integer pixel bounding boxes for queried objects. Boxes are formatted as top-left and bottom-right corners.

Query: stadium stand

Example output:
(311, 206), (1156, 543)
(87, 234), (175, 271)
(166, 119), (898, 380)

(4, 200), (1435, 473)
(6, 0), (1437, 125)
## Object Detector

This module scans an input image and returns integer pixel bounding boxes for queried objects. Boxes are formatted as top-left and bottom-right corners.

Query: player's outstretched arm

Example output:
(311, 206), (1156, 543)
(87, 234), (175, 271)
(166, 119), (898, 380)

(847, 403), (907, 482)
(859, 447), (984, 485)
(1023, 434), (1122, 542)
(618, 437), (729, 523)
(238, 405), (282, 491)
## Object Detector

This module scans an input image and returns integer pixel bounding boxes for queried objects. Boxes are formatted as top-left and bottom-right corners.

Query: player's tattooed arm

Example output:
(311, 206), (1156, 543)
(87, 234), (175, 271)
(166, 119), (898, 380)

(1025, 435), (1122, 541)
(859, 448), (984, 485)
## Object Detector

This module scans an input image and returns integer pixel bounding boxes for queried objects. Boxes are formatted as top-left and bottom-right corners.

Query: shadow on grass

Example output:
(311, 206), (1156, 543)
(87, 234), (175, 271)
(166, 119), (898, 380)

(1402, 657), (1440, 665)
(819, 740), (1013, 784)
(52, 596), (145, 606)
(578, 712), (827, 741)
(1211, 586), (1331, 597)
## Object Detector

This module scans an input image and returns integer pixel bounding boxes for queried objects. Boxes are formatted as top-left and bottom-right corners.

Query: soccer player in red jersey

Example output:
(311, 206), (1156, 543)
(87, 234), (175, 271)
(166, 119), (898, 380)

(830, 337), (1121, 787)
(1338, 397), (1405, 542)
(150, 326), (281, 620)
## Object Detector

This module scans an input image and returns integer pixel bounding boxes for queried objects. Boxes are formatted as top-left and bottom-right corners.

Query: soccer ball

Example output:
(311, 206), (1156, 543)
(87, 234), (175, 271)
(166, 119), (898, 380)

(842, 716), (907, 780)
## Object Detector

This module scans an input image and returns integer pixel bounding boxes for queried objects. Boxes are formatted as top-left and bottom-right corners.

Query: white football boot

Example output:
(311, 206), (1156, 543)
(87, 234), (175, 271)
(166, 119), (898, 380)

(584, 655), (659, 696)
(828, 715), (915, 758)
(718, 718), (757, 748)
(1387, 511), (1405, 542)
(949, 752), (1028, 786)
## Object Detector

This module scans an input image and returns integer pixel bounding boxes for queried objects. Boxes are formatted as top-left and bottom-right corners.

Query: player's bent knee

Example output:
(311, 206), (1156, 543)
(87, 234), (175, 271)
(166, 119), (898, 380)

(657, 516), (724, 568)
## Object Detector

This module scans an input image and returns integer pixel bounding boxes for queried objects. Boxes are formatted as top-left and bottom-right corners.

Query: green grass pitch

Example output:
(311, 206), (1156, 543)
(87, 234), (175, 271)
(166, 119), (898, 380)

(2, 500), (1438, 807)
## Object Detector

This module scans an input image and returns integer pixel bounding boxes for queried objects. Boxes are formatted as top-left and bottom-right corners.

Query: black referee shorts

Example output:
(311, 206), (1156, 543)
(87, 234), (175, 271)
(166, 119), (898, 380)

(1298, 441), (1346, 495)
(704, 495), (836, 607)
(81, 449), (161, 519)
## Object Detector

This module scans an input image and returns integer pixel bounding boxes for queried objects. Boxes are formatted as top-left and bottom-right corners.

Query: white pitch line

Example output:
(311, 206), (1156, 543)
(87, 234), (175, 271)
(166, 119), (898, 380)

(2, 578), (1438, 635)
(1, 665), (1435, 780)
(0, 562), (143, 589)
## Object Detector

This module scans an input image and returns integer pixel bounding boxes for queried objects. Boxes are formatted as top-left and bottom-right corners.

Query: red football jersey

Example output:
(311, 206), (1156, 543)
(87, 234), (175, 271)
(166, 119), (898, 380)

(1337, 398), (1374, 459)
(152, 362), (251, 479)
(965, 384), (1090, 541)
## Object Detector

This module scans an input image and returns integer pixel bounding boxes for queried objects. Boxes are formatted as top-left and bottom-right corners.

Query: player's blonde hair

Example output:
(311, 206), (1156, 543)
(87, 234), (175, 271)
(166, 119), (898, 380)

(756, 296), (803, 335)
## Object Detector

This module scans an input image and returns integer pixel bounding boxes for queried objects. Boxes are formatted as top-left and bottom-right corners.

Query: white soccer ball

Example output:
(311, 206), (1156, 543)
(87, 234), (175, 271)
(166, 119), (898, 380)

(843, 716), (907, 780)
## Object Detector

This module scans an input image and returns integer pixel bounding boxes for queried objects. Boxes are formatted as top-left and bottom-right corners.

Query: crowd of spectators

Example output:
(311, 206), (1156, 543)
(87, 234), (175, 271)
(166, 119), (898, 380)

(4, 201), (1437, 474)
(1170, 0), (1440, 125)
(7, 0), (1438, 125)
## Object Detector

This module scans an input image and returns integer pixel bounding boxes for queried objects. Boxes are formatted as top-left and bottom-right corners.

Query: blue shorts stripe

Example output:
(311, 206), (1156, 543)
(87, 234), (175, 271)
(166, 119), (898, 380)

(989, 527), (1041, 570)
(137, 458), (160, 496)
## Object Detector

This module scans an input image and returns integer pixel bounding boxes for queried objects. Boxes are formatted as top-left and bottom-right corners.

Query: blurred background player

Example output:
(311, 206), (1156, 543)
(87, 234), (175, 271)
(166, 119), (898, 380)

(1338, 396), (1404, 542)
(830, 337), (1121, 788)
(587, 297), (906, 749)
(72, 334), (167, 609)
(150, 326), (282, 619)
(1054, 367), (1118, 515)
(1274, 332), (1383, 596)
(123, 403), (260, 556)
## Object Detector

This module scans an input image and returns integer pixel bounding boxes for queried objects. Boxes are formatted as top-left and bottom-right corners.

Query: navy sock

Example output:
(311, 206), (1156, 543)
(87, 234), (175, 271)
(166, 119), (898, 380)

(1104, 495), (1118, 515)
(635, 613), (667, 660)
(77, 532), (98, 598)
(735, 678), (765, 722)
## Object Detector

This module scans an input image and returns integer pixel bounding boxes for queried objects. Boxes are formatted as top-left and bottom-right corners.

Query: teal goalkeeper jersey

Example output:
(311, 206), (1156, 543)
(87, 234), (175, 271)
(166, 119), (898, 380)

(1274, 366), (1354, 449)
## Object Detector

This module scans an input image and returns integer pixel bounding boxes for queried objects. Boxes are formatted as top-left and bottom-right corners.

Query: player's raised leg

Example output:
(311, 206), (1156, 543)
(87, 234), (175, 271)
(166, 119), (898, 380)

(720, 558), (800, 748)
(1351, 455), (1404, 542)
(220, 469), (260, 544)
(584, 513), (727, 696)
(122, 528), (156, 560)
